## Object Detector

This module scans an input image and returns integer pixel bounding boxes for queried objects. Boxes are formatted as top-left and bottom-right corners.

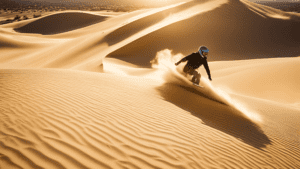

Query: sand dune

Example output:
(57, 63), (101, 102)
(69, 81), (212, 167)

(1, 69), (299, 169)
(1, 0), (300, 168)
(107, 0), (300, 66)
(13, 12), (109, 35)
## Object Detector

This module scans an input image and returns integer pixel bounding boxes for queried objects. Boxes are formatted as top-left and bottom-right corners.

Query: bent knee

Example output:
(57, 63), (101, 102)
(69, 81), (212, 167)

(193, 71), (200, 77)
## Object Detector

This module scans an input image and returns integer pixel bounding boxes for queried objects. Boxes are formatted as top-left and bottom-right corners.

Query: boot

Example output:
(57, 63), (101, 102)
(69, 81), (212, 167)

(192, 76), (200, 85)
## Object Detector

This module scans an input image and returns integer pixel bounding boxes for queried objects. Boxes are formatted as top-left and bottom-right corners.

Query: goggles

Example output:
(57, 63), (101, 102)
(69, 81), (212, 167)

(200, 49), (209, 53)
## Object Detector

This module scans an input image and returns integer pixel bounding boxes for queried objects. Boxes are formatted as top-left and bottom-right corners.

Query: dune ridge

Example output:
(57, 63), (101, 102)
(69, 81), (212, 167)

(14, 12), (109, 35)
(1, 0), (300, 168)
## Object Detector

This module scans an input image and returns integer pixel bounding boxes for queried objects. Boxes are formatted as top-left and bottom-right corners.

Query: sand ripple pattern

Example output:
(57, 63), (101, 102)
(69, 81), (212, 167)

(1, 69), (299, 169)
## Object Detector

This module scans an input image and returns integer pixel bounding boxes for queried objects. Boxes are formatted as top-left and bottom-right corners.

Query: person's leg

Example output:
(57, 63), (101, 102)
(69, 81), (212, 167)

(183, 65), (191, 77)
(192, 71), (201, 84)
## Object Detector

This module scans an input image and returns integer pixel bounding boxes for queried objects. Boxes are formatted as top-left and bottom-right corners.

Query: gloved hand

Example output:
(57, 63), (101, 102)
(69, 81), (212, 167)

(175, 62), (180, 66)
(209, 76), (212, 81)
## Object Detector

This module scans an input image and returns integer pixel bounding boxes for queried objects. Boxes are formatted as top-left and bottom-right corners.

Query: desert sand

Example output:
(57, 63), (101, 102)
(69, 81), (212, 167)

(1, 0), (300, 168)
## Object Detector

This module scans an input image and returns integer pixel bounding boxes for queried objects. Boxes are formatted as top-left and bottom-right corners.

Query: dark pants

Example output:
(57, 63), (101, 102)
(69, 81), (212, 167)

(183, 65), (201, 84)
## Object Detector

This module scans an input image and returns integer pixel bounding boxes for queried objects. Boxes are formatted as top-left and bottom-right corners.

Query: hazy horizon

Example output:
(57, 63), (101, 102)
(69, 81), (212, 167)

(4, 0), (188, 6)
(6, 0), (300, 5)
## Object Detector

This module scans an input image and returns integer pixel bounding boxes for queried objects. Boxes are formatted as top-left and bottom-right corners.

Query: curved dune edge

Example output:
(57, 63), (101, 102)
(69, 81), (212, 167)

(0, 69), (299, 169)
(14, 12), (109, 35)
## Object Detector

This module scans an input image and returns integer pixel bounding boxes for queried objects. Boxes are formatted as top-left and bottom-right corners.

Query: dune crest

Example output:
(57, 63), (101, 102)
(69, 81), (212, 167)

(14, 12), (109, 35)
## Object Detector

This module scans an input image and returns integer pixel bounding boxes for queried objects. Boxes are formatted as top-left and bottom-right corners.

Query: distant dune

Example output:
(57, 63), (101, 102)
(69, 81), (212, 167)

(0, 0), (300, 168)
(13, 12), (109, 35)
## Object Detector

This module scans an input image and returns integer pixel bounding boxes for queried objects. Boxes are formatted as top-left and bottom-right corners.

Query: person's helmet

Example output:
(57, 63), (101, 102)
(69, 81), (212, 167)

(198, 46), (209, 56)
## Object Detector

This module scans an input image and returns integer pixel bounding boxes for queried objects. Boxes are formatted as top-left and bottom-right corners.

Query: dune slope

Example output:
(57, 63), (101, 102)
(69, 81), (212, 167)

(107, 0), (300, 67)
(210, 57), (300, 104)
(0, 69), (299, 169)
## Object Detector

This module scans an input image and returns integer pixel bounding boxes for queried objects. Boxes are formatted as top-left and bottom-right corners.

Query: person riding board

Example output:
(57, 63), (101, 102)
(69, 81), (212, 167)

(175, 46), (212, 85)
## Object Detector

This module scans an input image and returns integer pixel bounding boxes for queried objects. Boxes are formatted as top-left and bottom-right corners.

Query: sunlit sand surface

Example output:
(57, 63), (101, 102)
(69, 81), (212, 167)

(1, 0), (300, 168)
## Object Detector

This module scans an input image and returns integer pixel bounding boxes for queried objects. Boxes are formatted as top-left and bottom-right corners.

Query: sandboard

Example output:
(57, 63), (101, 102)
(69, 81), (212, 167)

(193, 83), (204, 88)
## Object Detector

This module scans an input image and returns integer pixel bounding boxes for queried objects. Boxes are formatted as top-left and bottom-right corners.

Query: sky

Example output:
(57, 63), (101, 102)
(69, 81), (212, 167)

(7, 0), (300, 7)
(11, 0), (187, 6)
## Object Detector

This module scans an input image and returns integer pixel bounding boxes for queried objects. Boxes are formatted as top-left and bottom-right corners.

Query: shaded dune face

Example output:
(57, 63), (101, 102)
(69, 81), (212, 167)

(106, 0), (300, 67)
(14, 12), (109, 35)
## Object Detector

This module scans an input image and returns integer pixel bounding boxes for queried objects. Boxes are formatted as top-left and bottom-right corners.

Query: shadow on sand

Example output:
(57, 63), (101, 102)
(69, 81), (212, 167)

(156, 82), (271, 149)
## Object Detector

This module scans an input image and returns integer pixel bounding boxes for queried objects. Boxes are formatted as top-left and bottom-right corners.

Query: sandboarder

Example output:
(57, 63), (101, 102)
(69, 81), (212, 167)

(175, 46), (212, 86)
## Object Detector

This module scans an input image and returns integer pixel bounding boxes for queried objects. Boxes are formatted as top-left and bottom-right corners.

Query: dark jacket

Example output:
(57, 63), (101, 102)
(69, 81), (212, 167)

(179, 52), (211, 77)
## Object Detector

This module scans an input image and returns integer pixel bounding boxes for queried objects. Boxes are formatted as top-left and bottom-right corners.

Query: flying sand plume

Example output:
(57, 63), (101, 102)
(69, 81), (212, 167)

(151, 49), (262, 123)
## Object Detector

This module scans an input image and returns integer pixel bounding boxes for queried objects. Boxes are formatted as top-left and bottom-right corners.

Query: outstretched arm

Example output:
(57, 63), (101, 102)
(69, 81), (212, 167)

(204, 60), (212, 81)
(175, 55), (190, 66)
